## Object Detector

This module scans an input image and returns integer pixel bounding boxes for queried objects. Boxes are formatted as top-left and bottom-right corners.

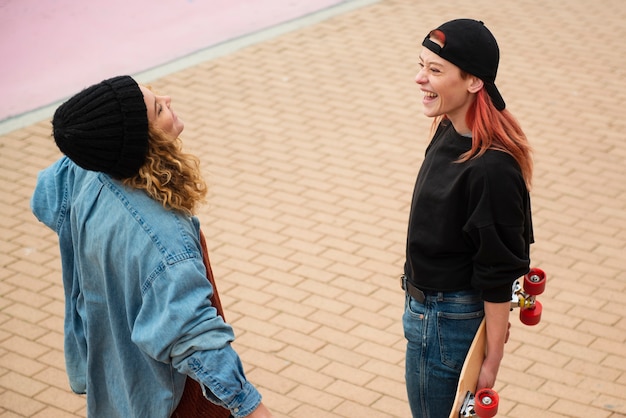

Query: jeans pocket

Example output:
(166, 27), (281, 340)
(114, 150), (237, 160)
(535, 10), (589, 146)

(403, 294), (425, 343)
(437, 309), (484, 371)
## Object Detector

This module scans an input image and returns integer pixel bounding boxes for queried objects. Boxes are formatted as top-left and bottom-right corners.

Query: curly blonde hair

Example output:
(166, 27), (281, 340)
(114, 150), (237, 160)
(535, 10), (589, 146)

(123, 125), (207, 216)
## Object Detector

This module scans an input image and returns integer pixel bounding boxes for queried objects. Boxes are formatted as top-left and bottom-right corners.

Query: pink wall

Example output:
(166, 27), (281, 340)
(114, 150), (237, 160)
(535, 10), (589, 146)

(0, 0), (344, 121)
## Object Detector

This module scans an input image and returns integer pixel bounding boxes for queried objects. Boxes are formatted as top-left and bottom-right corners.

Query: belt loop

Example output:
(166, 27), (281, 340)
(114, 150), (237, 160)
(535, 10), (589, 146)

(400, 274), (409, 293)
(401, 274), (426, 303)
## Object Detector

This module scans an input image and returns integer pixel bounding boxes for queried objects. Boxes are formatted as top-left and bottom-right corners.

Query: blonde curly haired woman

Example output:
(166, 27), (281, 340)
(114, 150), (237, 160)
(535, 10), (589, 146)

(32, 75), (272, 418)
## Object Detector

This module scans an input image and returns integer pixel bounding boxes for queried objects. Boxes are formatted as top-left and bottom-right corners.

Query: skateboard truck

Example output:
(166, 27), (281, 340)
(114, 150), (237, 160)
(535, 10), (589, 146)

(510, 268), (546, 326)
(459, 388), (499, 418)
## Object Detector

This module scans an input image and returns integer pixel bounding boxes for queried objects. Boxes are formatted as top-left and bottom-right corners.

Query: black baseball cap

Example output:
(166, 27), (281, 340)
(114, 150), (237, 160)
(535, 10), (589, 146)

(422, 19), (505, 111)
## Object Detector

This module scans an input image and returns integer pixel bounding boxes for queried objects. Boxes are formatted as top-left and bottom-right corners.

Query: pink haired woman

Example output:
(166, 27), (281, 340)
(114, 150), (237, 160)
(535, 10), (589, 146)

(401, 19), (534, 417)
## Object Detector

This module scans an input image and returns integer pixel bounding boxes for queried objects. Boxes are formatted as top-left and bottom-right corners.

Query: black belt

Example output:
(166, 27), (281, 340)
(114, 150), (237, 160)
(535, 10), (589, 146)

(401, 274), (426, 303)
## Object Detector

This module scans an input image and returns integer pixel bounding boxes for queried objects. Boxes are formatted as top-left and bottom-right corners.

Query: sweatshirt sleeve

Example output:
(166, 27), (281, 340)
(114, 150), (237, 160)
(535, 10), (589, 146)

(468, 223), (530, 302)
(463, 153), (532, 302)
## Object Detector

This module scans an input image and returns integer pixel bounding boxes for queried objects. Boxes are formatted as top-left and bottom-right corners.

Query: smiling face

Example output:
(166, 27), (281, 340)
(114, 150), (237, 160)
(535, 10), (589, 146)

(140, 86), (184, 139)
(415, 42), (483, 133)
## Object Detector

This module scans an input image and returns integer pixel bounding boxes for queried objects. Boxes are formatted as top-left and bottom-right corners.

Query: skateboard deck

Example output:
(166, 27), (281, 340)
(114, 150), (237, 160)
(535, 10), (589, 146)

(448, 319), (489, 418)
(448, 268), (546, 417)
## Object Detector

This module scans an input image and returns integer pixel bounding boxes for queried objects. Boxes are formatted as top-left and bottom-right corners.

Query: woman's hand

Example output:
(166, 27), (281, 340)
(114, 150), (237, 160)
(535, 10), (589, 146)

(477, 354), (500, 389)
(245, 402), (273, 418)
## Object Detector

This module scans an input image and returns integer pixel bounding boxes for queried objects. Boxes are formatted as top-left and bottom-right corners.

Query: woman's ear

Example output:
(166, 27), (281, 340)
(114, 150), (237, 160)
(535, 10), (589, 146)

(467, 76), (484, 94)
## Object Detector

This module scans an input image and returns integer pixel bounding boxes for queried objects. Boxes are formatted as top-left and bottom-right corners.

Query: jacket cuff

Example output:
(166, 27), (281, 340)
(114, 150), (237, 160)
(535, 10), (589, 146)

(228, 382), (262, 418)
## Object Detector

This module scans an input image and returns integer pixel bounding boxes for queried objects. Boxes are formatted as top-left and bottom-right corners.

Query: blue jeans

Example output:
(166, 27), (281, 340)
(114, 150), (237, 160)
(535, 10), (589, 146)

(403, 289), (484, 418)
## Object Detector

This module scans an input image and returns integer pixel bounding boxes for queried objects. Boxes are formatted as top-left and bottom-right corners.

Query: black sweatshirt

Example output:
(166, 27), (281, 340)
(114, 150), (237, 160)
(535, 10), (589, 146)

(404, 120), (533, 302)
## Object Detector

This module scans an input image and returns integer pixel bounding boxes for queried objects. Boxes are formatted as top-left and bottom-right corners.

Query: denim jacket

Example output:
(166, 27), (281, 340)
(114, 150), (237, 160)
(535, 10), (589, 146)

(31, 157), (261, 418)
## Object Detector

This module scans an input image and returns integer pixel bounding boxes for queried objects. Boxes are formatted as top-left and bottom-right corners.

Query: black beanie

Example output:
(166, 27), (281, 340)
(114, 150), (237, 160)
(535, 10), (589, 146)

(52, 75), (149, 179)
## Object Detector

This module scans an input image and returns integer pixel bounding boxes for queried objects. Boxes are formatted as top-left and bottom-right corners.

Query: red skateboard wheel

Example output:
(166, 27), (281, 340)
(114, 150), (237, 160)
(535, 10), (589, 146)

(474, 388), (499, 417)
(520, 300), (542, 325)
(524, 268), (546, 295)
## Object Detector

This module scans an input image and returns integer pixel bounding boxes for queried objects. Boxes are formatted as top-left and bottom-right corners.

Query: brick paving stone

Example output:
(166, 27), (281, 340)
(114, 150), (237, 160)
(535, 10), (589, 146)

(0, 391), (45, 417)
(2, 0), (626, 416)
(550, 398), (613, 418)
(33, 386), (85, 415)
(30, 407), (81, 418)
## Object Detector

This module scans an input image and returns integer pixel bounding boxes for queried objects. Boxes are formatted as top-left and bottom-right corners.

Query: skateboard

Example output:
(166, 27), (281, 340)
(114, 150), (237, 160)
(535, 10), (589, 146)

(448, 268), (547, 418)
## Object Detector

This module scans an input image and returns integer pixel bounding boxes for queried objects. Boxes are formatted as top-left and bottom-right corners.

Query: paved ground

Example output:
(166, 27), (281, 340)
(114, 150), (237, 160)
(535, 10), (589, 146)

(1, 0), (626, 417)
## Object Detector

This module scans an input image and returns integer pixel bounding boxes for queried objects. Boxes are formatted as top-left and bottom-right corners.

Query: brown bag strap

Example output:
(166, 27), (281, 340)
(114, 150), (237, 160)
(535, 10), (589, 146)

(199, 228), (226, 321)
(171, 228), (232, 418)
